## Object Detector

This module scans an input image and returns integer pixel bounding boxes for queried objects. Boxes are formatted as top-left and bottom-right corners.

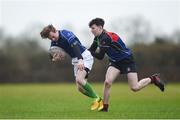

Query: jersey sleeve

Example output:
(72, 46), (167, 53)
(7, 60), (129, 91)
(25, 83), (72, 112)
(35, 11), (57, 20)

(61, 30), (77, 45)
(88, 39), (98, 52)
(71, 44), (83, 59)
(61, 30), (83, 59)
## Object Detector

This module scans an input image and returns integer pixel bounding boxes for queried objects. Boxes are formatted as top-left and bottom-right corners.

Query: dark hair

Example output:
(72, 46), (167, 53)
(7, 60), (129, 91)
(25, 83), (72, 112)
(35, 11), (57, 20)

(40, 24), (56, 39)
(88, 18), (105, 27)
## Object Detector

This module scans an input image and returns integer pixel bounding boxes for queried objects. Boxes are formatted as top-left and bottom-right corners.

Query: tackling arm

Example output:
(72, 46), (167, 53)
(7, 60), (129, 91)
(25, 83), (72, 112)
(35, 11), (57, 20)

(89, 38), (111, 60)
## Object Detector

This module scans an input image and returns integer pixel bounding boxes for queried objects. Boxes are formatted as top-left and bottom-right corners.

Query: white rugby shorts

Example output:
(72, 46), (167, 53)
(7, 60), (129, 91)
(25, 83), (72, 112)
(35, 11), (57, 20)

(71, 49), (94, 77)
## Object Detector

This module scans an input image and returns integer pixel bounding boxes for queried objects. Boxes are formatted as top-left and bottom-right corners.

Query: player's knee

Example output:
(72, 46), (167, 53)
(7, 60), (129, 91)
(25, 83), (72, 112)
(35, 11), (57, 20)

(104, 79), (112, 88)
(130, 86), (140, 92)
(76, 77), (81, 85)
(76, 77), (83, 85)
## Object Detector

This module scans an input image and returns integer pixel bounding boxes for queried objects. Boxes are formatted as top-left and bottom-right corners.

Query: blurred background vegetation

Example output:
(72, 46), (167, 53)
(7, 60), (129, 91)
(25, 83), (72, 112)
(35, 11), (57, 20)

(0, 16), (180, 83)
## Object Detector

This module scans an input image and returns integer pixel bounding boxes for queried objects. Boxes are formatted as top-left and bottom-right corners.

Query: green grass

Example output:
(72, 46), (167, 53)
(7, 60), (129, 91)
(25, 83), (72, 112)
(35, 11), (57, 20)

(0, 83), (180, 119)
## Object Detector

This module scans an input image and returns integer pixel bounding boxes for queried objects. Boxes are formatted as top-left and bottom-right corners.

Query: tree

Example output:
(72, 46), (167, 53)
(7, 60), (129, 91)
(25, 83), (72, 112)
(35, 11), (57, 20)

(111, 16), (154, 45)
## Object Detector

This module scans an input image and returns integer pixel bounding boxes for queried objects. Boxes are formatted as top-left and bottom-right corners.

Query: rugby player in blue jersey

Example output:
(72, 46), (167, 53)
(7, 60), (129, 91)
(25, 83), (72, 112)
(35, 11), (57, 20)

(88, 18), (165, 112)
(40, 24), (102, 110)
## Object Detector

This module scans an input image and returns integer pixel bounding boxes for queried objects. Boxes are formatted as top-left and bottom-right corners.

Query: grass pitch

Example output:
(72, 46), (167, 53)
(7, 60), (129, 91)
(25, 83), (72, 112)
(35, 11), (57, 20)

(0, 83), (180, 119)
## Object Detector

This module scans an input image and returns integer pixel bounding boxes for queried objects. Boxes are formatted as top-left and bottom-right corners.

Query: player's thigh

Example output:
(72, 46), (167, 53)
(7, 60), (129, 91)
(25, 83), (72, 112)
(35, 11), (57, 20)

(74, 64), (88, 85)
(105, 66), (120, 83)
(127, 72), (138, 87)
(74, 65), (86, 79)
(76, 69), (87, 85)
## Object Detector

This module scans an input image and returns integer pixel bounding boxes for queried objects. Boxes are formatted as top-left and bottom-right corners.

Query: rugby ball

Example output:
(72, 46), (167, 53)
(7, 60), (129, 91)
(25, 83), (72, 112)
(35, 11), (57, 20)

(49, 46), (66, 58)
